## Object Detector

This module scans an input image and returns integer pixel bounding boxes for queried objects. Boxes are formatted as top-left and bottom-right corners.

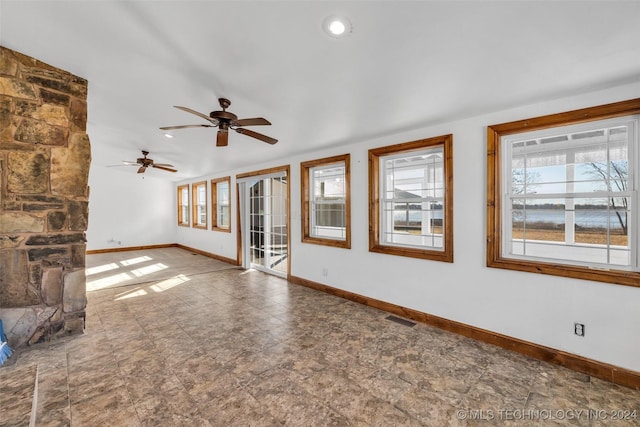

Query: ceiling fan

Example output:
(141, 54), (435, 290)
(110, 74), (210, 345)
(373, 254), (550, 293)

(160, 98), (278, 147)
(122, 150), (177, 174)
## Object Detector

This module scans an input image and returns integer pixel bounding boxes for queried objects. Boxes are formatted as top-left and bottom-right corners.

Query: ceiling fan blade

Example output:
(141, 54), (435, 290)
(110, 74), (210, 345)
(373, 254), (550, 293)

(153, 163), (175, 168)
(216, 129), (229, 147)
(174, 106), (219, 124)
(122, 161), (139, 165)
(152, 165), (177, 173)
(234, 117), (271, 127)
(159, 124), (215, 130)
(137, 166), (147, 174)
(235, 128), (278, 145)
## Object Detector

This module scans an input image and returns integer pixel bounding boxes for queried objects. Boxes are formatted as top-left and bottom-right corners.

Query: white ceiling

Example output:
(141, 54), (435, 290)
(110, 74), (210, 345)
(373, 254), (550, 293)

(2, 1), (639, 181)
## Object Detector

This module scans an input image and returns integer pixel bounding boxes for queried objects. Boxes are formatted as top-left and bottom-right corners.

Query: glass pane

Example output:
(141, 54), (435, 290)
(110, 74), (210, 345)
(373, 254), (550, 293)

(312, 165), (345, 199)
(392, 202), (421, 233)
(523, 164), (566, 195)
(574, 197), (629, 246)
(511, 168), (526, 195)
(522, 200), (565, 243)
(181, 206), (189, 224)
(313, 203), (345, 227)
(511, 199), (525, 241)
(219, 205), (229, 227)
(218, 182), (229, 203)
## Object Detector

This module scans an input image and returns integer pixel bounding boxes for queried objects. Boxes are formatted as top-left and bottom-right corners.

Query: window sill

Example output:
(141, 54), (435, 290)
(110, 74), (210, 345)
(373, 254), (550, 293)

(302, 235), (350, 249)
(370, 243), (453, 263)
(487, 256), (640, 288)
(212, 227), (231, 233)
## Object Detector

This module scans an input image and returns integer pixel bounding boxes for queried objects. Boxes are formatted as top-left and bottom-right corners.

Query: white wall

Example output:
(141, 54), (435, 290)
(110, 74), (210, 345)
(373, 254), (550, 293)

(87, 165), (176, 251)
(176, 82), (640, 372)
(173, 178), (239, 261)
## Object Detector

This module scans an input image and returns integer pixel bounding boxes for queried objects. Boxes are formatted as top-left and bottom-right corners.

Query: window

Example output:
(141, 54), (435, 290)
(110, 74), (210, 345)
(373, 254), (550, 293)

(301, 154), (350, 248)
(191, 181), (207, 229)
(487, 98), (640, 287)
(211, 176), (231, 232)
(369, 135), (453, 262)
(177, 184), (190, 227)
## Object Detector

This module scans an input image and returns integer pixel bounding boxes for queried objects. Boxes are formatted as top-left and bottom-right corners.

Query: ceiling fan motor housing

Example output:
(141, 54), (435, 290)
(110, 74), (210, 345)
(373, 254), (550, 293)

(210, 110), (237, 123)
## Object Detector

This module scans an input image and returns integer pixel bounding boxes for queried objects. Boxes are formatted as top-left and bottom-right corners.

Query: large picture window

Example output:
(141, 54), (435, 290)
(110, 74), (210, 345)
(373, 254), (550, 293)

(301, 154), (350, 248)
(487, 98), (640, 287)
(369, 135), (453, 262)
(192, 181), (207, 229)
(177, 184), (190, 227)
(211, 176), (231, 232)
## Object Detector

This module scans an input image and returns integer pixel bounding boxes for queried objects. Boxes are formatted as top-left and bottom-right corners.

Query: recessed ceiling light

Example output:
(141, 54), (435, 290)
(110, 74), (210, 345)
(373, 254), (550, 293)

(163, 133), (174, 138)
(322, 15), (352, 38)
(329, 20), (345, 35)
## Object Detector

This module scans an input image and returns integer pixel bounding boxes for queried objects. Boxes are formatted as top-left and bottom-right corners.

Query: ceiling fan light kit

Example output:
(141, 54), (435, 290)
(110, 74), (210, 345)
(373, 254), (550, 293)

(160, 98), (278, 147)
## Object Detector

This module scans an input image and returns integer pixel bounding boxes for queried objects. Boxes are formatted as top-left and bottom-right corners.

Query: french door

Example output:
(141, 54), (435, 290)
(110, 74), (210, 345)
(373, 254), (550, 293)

(237, 167), (289, 277)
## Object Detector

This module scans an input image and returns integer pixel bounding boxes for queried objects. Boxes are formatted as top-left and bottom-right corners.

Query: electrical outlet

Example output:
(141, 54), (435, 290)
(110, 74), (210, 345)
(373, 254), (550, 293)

(574, 323), (585, 337)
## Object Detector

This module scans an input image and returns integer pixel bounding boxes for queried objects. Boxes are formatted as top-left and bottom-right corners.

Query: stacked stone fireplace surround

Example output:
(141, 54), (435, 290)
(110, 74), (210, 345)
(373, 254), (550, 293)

(0, 46), (90, 348)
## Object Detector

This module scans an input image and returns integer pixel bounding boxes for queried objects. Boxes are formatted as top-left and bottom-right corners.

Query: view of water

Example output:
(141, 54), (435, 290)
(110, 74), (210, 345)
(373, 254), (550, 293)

(515, 209), (626, 229)
(393, 209), (626, 229)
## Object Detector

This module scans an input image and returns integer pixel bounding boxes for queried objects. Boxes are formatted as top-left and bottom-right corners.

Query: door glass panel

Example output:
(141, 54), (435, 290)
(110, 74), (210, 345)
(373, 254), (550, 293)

(248, 176), (288, 276)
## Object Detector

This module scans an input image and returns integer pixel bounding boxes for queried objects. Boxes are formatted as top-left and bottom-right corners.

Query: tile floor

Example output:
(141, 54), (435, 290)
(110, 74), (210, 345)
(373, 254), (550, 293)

(1, 248), (639, 426)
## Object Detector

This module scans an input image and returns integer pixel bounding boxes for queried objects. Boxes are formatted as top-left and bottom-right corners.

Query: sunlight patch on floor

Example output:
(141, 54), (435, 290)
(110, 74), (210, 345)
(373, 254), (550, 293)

(150, 274), (190, 292)
(130, 263), (168, 277)
(120, 256), (152, 266)
(86, 263), (119, 276)
(114, 287), (148, 300)
(87, 273), (133, 291)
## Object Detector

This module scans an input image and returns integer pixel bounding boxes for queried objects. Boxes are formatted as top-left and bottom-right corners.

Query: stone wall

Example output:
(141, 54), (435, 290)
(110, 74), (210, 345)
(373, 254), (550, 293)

(0, 46), (90, 347)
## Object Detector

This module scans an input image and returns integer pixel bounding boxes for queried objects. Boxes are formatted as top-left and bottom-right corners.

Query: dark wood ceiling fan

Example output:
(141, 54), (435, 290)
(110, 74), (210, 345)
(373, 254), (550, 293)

(160, 98), (277, 146)
(122, 150), (177, 174)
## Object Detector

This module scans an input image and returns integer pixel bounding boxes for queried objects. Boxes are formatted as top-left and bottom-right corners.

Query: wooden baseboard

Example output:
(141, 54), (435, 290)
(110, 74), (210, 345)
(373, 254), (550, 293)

(175, 244), (239, 266)
(86, 244), (177, 254)
(289, 275), (640, 390)
(86, 243), (239, 266)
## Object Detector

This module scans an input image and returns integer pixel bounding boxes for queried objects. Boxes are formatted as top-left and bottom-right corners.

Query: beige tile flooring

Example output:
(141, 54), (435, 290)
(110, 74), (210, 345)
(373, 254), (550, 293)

(1, 247), (639, 426)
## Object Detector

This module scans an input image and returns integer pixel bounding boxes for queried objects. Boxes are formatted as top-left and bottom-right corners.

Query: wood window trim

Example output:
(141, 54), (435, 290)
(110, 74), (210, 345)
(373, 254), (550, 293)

(191, 180), (208, 229)
(487, 98), (640, 288)
(177, 184), (190, 227)
(211, 176), (231, 233)
(369, 134), (454, 262)
(301, 154), (351, 249)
